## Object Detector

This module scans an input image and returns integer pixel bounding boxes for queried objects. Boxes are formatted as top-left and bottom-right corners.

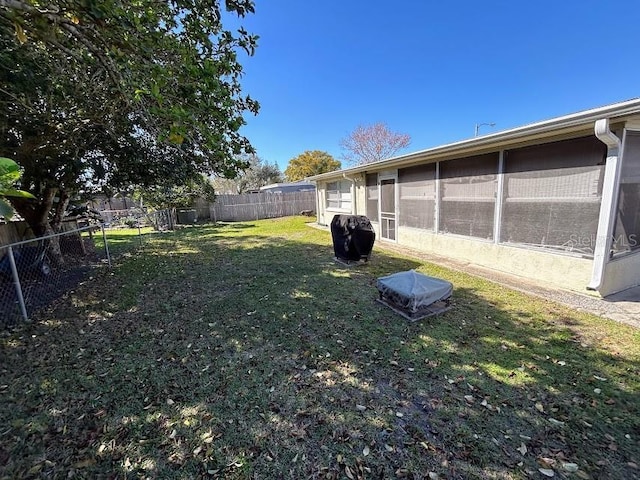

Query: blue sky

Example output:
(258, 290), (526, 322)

(228, 1), (640, 171)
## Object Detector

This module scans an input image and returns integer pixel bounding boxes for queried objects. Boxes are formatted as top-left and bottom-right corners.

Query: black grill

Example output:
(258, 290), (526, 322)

(330, 215), (375, 263)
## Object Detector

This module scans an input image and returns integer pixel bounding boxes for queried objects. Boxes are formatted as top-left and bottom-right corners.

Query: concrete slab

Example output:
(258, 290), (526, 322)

(603, 285), (640, 317)
(604, 285), (640, 304)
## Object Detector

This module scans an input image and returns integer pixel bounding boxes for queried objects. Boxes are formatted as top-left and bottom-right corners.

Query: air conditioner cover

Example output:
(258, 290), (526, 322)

(377, 270), (453, 313)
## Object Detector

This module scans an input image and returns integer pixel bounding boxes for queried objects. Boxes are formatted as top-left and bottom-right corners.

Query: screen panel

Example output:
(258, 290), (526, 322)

(366, 173), (378, 222)
(380, 179), (395, 215)
(398, 163), (436, 230)
(613, 131), (640, 254)
(501, 136), (606, 255)
(439, 153), (498, 239)
(326, 181), (340, 209)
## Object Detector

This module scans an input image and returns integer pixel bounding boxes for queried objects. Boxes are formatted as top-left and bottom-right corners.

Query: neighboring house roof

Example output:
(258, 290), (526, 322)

(308, 98), (640, 181)
(260, 181), (316, 192)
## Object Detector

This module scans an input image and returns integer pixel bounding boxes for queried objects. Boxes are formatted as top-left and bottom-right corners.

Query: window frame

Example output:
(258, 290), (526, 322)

(325, 180), (352, 213)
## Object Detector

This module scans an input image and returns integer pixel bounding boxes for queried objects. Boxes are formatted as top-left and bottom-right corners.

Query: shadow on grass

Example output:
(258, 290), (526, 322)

(1, 220), (638, 479)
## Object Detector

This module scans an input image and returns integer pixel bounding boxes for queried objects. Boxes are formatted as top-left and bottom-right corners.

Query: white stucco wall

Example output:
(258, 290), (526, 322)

(316, 175), (367, 225)
(395, 227), (595, 293)
(354, 174), (366, 216)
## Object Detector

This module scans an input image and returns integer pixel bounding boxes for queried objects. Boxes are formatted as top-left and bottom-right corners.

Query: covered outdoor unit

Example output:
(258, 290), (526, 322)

(330, 214), (376, 263)
(377, 270), (453, 321)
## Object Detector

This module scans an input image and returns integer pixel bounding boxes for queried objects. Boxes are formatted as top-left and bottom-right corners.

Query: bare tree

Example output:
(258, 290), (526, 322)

(340, 123), (411, 165)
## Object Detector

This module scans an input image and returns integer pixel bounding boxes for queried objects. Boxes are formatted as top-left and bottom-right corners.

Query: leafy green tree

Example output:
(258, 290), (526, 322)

(138, 175), (216, 210)
(242, 156), (283, 191)
(284, 151), (341, 181)
(0, 0), (259, 235)
(0, 157), (34, 220)
(213, 155), (283, 193)
(1, 34), (144, 235)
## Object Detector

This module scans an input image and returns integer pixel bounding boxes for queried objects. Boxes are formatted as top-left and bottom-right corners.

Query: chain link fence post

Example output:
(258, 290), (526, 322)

(1, 224), (108, 327)
(7, 245), (28, 322)
(101, 224), (112, 268)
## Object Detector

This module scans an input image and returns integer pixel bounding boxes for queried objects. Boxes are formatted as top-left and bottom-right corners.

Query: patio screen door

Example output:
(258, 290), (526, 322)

(379, 177), (397, 240)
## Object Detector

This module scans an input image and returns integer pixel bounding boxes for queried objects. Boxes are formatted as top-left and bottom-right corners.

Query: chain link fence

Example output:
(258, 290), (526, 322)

(0, 225), (101, 327)
(100, 208), (176, 230)
(0, 208), (177, 328)
(0, 224), (151, 328)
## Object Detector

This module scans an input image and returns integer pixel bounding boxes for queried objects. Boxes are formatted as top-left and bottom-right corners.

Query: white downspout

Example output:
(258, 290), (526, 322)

(343, 173), (357, 215)
(588, 118), (622, 292)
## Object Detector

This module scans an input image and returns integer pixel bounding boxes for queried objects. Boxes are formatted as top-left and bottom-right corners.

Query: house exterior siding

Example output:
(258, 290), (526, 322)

(396, 226), (594, 290)
(312, 100), (640, 297)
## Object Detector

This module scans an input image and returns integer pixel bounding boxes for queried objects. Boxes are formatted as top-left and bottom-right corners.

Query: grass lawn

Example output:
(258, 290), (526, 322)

(1, 216), (638, 479)
(91, 227), (155, 259)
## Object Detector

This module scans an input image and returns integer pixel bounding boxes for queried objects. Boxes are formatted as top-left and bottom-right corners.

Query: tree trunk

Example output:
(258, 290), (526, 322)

(43, 222), (64, 265)
(51, 189), (70, 232)
(10, 187), (56, 236)
(9, 187), (65, 265)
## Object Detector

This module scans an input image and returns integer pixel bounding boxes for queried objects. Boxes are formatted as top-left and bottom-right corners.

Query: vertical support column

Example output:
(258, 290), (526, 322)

(7, 246), (28, 322)
(351, 178), (356, 215)
(314, 182), (320, 225)
(321, 187), (327, 225)
(377, 176), (381, 231)
(434, 162), (441, 234)
(493, 150), (505, 244)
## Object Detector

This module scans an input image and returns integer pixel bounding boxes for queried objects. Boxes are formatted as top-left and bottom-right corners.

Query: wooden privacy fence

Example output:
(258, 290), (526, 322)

(0, 221), (32, 247)
(206, 191), (316, 222)
(0, 219), (85, 248)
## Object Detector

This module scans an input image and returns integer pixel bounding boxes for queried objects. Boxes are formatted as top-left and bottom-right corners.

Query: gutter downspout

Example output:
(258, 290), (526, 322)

(343, 173), (357, 215)
(588, 118), (622, 292)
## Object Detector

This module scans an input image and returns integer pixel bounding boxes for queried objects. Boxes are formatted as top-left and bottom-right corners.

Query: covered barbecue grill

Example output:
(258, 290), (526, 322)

(330, 214), (375, 264)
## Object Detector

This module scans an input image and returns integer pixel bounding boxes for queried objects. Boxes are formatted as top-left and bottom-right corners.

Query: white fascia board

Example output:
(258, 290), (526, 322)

(308, 98), (640, 182)
(261, 181), (314, 189)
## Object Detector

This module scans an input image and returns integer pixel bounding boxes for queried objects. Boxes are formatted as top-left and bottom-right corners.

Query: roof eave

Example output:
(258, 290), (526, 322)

(307, 98), (640, 182)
